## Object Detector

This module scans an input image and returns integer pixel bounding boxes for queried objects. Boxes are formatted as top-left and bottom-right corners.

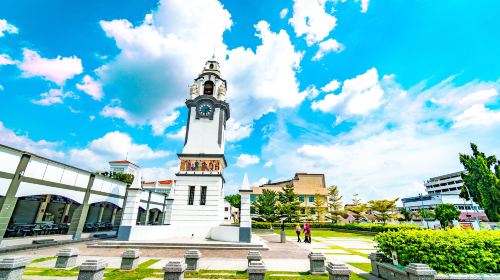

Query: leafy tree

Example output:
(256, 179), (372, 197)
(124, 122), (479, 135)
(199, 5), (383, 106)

(434, 204), (460, 228)
(399, 208), (413, 222)
(459, 143), (500, 221)
(326, 185), (345, 223)
(304, 206), (314, 221)
(368, 198), (399, 224)
(417, 209), (435, 220)
(352, 193), (362, 205)
(345, 195), (368, 222)
(278, 183), (302, 222)
(252, 190), (279, 222)
(313, 193), (327, 222)
(224, 194), (241, 223)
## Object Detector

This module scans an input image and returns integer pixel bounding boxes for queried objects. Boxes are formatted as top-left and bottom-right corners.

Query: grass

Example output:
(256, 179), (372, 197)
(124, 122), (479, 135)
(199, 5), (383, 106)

(104, 259), (163, 280)
(275, 229), (375, 240)
(329, 245), (370, 258)
(29, 256), (56, 264)
(24, 267), (79, 277)
(347, 262), (372, 273)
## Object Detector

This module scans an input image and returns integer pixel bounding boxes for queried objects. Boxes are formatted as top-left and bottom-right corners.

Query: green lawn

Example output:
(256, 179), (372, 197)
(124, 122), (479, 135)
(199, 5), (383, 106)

(347, 262), (372, 273)
(274, 229), (375, 240)
(329, 245), (370, 258)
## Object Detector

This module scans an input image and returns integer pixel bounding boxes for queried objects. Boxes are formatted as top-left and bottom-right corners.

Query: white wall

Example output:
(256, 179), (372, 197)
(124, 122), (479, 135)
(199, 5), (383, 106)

(210, 226), (240, 242)
(0, 149), (21, 174)
(183, 108), (224, 154)
(16, 182), (85, 204)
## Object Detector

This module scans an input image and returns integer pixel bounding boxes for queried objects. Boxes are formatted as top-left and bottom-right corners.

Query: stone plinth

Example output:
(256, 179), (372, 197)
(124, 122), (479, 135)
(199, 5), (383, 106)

(247, 251), (262, 267)
(78, 259), (108, 280)
(55, 247), (79, 269)
(326, 263), (351, 280)
(405, 263), (436, 280)
(369, 252), (386, 277)
(248, 260), (266, 280)
(120, 249), (141, 270)
(0, 257), (29, 280)
(308, 252), (326, 274)
(163, 260), (187, 280)
(184, 250), (201, 272)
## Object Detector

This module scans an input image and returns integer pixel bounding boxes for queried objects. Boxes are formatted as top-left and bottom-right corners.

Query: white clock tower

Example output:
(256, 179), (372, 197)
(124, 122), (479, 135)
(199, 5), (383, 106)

(170, 57), (230, 237)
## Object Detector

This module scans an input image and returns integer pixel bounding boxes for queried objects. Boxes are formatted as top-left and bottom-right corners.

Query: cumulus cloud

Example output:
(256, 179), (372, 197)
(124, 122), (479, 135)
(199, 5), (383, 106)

(69, 131), (169, 170)
(280, 8), (289, 19)
(321, 79), (341, 92)
(289, 0), (337, 45)
(166, 125), (186, 140)
(100, 99), (136, 125)
(312, 38), (345, 61)
(141, 160), (179, 181)
(264, 161), (273, 167)
(311, 68), (384, 119)
(76, 75), (103, 100)
(31, 88), (75, 106)
(0, 121), (64, 159)
(453, 104), (500, 128)
(150, 111), (180, 136)
(19, 49), (83, 86)
(236, 154), (260, 168)
(0, 54), (16, 65)
(0, 19), (18, 37)
(225, 119), (253, 142)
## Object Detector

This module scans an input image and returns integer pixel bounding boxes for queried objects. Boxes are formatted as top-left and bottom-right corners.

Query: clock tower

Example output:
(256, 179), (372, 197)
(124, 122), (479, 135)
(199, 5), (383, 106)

(170, 57), (230, 236)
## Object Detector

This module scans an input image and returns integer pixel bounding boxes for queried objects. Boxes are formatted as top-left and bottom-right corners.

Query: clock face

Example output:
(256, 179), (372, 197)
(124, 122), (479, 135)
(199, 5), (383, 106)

(198, 102), (213, 117)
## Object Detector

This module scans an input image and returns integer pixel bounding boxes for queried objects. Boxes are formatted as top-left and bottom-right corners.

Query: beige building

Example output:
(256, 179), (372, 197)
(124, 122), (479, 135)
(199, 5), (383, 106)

(250, 173), (329, 217)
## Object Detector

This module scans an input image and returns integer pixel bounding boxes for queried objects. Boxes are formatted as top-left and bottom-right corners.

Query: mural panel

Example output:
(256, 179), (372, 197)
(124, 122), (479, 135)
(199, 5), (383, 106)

(179, 159), (221, 172)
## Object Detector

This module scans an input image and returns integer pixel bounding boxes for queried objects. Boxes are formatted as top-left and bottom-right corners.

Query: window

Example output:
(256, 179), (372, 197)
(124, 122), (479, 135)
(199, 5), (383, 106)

(250, 195), (256, 202)
(188, 186), (195, 205)
(209, 63), (214, 69)
(299, 195), (304, 202)
(204, 81), (214, 95)
(309, 196), (315, 202)
(200, 186), (207, 205)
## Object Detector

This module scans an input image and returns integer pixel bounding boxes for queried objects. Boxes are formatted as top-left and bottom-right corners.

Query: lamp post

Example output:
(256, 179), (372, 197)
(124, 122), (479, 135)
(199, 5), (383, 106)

(462, 185), (480, 229)
(418, 193), (430, 229)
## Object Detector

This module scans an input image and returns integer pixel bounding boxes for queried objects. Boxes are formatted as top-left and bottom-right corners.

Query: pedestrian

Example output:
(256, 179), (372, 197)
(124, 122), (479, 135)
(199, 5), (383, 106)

(304, 223), (311, 243)
(295, 224), (302, 242)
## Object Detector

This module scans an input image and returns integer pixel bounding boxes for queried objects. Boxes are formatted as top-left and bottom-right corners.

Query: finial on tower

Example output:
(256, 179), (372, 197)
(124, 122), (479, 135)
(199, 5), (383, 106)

(240, 173), (250, 191)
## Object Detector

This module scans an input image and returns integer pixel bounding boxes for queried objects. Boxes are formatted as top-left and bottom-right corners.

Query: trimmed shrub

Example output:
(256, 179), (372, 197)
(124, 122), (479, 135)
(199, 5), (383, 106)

(375, 229), (500, 273)
(252, 222), (420, 232)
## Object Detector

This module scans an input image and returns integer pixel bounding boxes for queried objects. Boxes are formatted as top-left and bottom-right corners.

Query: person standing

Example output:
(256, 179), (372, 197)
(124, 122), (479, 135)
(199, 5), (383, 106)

(295, 224), (302, 242)
(304, 223), (312, 243)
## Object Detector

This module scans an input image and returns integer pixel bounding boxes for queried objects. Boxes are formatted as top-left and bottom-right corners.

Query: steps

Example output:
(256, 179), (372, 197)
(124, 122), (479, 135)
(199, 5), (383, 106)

(88, 240), (268, 250)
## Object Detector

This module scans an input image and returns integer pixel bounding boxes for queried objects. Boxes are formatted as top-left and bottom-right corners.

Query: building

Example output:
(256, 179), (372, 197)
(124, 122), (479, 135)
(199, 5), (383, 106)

(401, 171), (488, 222)
(250, 173), (329, 218)
(142, 180), (175, 196)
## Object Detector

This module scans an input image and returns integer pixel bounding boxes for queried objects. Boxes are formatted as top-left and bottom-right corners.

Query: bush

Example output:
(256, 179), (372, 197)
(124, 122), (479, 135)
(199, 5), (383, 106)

(252, 222), (420, 232)
(375, 229), (500, 273)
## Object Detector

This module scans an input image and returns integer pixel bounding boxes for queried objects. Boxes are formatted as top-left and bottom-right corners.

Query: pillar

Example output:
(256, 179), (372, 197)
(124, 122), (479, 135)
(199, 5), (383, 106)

(308, 252), (326, 274)
(35, 195), (51, 223)
(184, 250), (201, 272)
(60, 202), (72, 224)
(67, 174), (95, 240)
(0, 154), (31, 243)
(239, 173), (252, 243)
(405, 263), (436, 280)
(326, 263), (350, 280)
(368, 252), (385, 277)
(163, 260), (186, 280)
(248, 261), (266, 280)
(97, 204), (105, 223)
(158, 194), (168, 225)
(120, 249), (140, 270)
(163, 199), (174, 225)
(78, 259), (108, 280)
(55, 248), (79, 269)
(117, 187), (142, 241)
(110, 208), (118, 225)
(0, 256), (29, 280)
(141, 191), (152, 225)
(247, 251), (262, 268)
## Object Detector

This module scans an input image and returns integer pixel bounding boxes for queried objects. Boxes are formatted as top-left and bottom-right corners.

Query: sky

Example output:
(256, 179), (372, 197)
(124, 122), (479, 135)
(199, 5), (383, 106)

(0, 0), (499, 203)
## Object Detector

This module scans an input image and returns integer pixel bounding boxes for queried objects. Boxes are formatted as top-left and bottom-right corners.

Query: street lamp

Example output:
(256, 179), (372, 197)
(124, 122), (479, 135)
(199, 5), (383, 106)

(461, 185), (480, 229)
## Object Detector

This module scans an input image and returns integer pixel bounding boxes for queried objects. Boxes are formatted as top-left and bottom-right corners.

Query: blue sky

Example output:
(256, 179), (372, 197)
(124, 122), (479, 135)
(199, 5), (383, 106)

(0, 0), (499, 202)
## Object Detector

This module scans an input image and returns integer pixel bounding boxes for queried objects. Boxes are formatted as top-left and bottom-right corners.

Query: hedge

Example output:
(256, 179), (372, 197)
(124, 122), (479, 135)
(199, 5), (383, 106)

(252, 222), (421, 232)
(375, 229), (500, 273)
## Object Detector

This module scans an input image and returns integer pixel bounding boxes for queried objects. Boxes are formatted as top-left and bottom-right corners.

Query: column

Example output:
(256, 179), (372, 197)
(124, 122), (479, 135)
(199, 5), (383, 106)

(110, 208), (118, 225)
(60, 202), (72, 223)
(239, 173), (252, 243)
(97, 204), (105, 223)
(67, 174), (95, 240)
(117, 187), (142, 241)
(163, 199), (174, 225)
(158, 194), (167, 225)
(34, 195), (51, 223)
(141, 191), (152, 225)
(0, 154), (31, 243)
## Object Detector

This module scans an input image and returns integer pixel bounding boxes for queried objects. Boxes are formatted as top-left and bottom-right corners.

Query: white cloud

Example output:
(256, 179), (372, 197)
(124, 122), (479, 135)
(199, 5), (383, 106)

(236, 154), (260, 168)
(225, 119), (253, 142)
(280, 8), (289, 19)
(76, 75), (103, 100)
(453, 104), (500, 128)
(31, 89), (75, 106)
(458, 88), (497, 106)
(264, 161), (273, 167)
(312, 38), (345, 61)
(141, 160), (178, 181)
(0, 54), (16, 65)
(89, 115), (96, 121)
(0, 121), (64, 159)
(100, 99), (136, 125)
(289, 0), (337, 45)
(253, 177), (270, 187)
(0, 19), (18, 37)
(19, 49), (83, 86)
(360, 0), (370, 13)
(150, 111), (180, 136)
(311, 68), (384, 118)
(166, 126), (186, 140)
(225, 21), (304, 123)
(302, 85), (320, 99)
(69, 131), (169, 170)
(321, 79), (340, 92)
(0, 85), (4, 91)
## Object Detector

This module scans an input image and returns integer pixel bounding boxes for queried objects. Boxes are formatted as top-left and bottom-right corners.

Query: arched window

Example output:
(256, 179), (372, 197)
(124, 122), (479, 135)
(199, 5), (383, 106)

(209, 63), (214, 69)
(204, 81), (214, 95)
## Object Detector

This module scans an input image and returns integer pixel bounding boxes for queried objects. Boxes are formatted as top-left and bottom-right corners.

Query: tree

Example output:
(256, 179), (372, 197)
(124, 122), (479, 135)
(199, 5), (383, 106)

(417, 209), (435, 220)
(278, 183), (302, 222)
(224, 194), (241, 222)
(345, 195), (368, 222)
(368, 198), (399, 224)
(434, 204), (460, 228)
(326, 185), (345, 223)
(399, 208), (413, 222)
(313, 193), (327, 222)
(459, 143), (500, 221)
(252, 190), (279, 222)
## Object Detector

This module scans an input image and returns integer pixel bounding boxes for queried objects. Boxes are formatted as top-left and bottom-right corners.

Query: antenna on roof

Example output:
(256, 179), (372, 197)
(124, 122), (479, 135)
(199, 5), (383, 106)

(212, 46), (216, 59)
